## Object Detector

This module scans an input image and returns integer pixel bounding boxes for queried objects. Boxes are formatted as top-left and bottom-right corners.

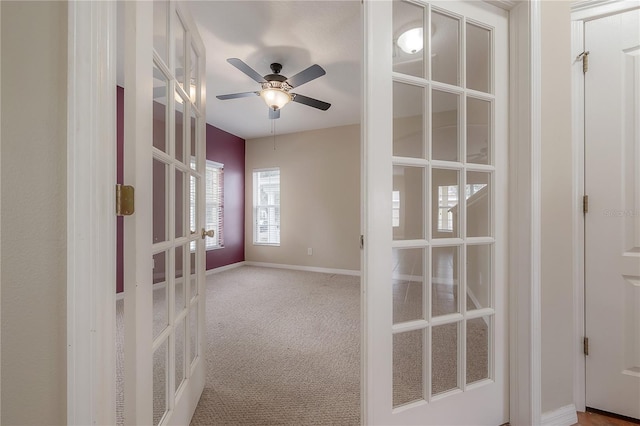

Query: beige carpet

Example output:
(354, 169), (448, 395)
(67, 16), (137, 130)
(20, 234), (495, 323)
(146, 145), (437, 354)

(190, 266), (361, 425)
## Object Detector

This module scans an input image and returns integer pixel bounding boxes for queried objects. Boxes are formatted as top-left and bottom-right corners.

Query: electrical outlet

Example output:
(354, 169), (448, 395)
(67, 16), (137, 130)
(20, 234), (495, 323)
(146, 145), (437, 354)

(307, 248), (313, 256)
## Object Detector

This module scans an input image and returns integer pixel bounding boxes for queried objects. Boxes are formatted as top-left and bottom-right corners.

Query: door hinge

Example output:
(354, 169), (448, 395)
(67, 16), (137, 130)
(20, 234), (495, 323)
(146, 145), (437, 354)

(577, 51), (590, 73)
(583, 337), (589, 356)
(360, 235), (364, 249)
(116, 184), (135, 216)
(583, 195), (589, 214)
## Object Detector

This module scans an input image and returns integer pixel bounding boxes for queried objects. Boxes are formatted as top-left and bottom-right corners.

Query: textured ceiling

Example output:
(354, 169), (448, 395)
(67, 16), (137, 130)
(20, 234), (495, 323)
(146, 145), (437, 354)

(187, 1), (362, 140)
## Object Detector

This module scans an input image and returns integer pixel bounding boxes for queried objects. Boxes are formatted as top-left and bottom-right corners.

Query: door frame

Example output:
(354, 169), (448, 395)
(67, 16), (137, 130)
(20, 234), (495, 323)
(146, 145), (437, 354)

(67, 1), (543, 424)
(570, 0), (640, 415)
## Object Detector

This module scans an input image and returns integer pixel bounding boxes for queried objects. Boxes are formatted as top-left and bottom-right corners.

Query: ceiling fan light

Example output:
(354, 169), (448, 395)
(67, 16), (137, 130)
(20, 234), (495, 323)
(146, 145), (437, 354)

(397, 27), (424, 54)
(261, 88), (292, 110)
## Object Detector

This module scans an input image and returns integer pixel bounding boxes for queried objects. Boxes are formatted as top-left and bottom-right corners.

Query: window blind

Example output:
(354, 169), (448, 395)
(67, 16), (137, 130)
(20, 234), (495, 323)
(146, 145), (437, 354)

(253, 168), (280, 245)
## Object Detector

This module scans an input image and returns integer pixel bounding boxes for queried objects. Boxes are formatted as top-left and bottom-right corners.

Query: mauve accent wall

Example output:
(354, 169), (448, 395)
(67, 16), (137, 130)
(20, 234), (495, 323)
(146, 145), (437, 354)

(116, 87), (245, 293)
(205, 124), (245, 270)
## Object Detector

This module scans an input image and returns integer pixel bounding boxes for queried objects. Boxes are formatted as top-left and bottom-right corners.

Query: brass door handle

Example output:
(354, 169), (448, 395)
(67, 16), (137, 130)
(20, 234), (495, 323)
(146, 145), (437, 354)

(201, 229), (214, 239)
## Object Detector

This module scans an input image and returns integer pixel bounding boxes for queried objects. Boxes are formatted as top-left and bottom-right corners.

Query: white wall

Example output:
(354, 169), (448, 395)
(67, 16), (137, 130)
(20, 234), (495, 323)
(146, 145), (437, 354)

(540, 0), (575, 414)
(245, 124), (360, 272)
(1, 2), (67, 424)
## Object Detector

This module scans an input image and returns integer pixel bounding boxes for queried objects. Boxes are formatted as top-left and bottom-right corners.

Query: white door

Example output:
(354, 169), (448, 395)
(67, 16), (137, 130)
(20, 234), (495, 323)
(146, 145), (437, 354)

(584, 8), (640, 420)
(123, 1), (207, 425)
(363, 1), (508, 424)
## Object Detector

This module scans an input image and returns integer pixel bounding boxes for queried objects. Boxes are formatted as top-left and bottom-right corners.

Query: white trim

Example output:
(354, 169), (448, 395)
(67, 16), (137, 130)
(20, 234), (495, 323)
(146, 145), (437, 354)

(570, 17), (587, 414)
(485, 1), (519, 11)
(244, 261), (361, 277)
(508, 2), (542, 424)
(206, 261), (247, 275)
(571, 0), (640, 21)
(541, 404), (579, 426)
(66, 1), (117, 425)
(0, 2), (2, 418)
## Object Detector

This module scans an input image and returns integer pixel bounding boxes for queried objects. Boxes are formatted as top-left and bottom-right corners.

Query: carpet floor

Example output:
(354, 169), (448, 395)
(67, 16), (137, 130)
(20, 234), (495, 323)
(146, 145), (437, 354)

(190, 266), (361, 425)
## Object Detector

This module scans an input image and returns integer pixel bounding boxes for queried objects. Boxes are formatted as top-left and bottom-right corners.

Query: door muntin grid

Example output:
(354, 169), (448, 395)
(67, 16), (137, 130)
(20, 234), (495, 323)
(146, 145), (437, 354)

(151, 2), (204, 424)
(391, 0), (496, 408)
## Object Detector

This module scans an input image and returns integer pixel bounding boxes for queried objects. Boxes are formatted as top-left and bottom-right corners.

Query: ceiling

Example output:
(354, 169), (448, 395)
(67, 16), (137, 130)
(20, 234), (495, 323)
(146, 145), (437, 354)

(187, 1), (362, 140)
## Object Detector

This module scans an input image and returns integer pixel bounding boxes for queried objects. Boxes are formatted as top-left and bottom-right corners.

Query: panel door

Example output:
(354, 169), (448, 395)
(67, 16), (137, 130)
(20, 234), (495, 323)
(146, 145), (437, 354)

(584, 8), (640, 420)
(123, 1), (207, 425)
(363, 1), (508, 424)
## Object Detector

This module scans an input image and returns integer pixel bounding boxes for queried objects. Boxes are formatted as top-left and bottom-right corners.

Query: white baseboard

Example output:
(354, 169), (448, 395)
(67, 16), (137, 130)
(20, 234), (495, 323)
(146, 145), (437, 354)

(541, 404), (578, 426)
(244, 261), (361, 277)
(206, 261), (246, 275)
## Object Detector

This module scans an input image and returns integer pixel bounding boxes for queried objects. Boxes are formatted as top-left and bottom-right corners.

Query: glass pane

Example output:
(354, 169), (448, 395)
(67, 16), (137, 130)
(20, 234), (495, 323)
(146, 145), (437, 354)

(393, 248), (425, 324)
(432, 168), (459, 238)
(175, 169), (185, 239)
(393, 0), (425, 78)
(190, 110), (197, 168)
(153, 159), (168, 244)
(190, 251), (198, 299)
(175, 12), (186, 88)
(393, 165), (425, 241)
(175, 318), (186, 393)
(153, 1), (168, 65)
(189, 304), (198, 367)
(189, 175), (197, 241)
(467, 97), (491, 165)
(393, 330), (424, 407)
(431, 11), (460, 86)
(466, 316), (490, 384)
(466, 171), (491, 237)
(153, 65), (168, 154)
(175, 245), (186, 315)
(466, 244), (491, 310)
(190, 44), (199, 104)
(153, 251), (168, 340)
(175, 93), (185, 163)
(466, 23), (491, 93)
(432, 322), (459, 395)
(153, 340), (168, 426)
(432, 246), (459, 316)
(393, 81), (425, 158)
(432, 90), (459, 161)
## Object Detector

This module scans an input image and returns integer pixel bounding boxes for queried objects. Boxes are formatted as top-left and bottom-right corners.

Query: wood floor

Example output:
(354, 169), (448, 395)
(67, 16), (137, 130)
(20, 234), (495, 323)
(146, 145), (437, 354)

(574, 411), (640, 426)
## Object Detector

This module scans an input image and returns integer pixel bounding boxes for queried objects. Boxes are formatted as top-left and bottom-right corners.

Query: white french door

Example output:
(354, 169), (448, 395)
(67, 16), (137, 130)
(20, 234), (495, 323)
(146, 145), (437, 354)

(363, 1), (508, 424)
(123, 1), (207, 425)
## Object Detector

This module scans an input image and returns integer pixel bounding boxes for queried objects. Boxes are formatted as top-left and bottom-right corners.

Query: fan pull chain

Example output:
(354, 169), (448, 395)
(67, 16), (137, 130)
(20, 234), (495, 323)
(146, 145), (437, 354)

(272, 119), (277, 150)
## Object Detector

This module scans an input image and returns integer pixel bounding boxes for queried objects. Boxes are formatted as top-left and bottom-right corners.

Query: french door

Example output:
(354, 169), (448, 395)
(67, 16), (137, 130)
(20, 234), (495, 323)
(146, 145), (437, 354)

(363, 1), (508, 424)
(123, 1), (207, 425)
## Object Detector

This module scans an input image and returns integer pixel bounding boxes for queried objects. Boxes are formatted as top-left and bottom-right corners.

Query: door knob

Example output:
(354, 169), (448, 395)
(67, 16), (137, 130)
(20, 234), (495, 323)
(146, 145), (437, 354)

(201, 229), (214, 239)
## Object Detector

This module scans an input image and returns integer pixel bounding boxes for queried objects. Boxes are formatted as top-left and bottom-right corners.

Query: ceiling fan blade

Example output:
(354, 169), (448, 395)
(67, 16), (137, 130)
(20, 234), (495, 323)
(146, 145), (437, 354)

(291, 93), (331, 111)
(227, 58), (265, 83)
(285, 64), (326, 88)
(269, 108), (281, 120)
(216, 91), (260, 100)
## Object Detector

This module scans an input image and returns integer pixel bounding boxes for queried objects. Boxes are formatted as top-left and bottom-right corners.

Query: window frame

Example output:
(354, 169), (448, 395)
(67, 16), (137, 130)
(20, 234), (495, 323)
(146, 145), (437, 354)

(205, 159), (224, 250)
(252, 167), (281, 246)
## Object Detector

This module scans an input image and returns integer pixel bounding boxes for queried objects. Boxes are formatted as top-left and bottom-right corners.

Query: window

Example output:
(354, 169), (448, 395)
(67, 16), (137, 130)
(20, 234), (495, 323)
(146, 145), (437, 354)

(205, 160), (224, 249)
(392, 190), (400, 227)
(190, 159), (224, 250)
(253, 168), (280, 245)
(438, 185), (458, 232)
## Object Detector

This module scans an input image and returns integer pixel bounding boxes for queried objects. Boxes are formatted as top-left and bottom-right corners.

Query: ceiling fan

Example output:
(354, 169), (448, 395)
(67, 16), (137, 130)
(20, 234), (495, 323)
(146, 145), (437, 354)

(216, 58), (331, 119)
